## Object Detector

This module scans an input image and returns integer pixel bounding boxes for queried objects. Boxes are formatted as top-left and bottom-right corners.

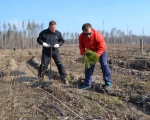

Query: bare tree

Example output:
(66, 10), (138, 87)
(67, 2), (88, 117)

(40, 23), (44, 32)
(121, 31), (125, 45)
(63, 32), (66, 39)
(70, 33), (75, 47)
(104, 31), (109, 44)
(0, 32), (2, 48)
(27, 20), (32, 48)
(30, 20), (36, 48)
(22, 21), (25, 49)
(12, 24), (17, 48)
(66, 31), (69, 46)
(129, 30), (132, 44)
(7, 23), (13, 48)
(3, 23), (7, 49)
(0, 21), (150, 49)
(75, 32), (79, 46)
(110, 27), (117, 44)
(0, 23), (3, 48)
(35, 22), (40, 48)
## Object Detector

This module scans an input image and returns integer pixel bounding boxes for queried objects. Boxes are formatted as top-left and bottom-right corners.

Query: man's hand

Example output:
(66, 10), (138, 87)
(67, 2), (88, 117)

(43, 42), (50, 47)
(54, 44), (59, 48)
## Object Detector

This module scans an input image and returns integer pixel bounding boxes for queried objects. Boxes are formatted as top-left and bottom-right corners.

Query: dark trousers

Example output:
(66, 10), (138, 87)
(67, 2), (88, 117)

(84, 51), (111, 86)
(40, 52), (67, 78)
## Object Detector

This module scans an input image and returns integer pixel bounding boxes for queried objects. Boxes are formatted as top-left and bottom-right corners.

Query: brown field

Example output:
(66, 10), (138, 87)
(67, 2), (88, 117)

(0, 44), (150, 120)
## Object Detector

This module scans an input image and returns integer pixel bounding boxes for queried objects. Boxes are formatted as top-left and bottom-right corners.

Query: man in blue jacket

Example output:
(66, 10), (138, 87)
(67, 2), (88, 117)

(37, 20), (67, 84)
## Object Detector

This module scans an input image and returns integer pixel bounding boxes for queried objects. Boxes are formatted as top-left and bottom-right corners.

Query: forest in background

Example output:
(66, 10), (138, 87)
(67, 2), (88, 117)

(0, 20), (150, 49)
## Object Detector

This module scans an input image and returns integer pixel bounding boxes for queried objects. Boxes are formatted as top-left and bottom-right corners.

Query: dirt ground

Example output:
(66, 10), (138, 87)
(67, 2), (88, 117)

(0, 45), (150, 120)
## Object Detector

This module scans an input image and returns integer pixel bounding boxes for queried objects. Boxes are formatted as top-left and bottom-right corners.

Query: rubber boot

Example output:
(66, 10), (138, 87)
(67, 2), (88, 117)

(62, 76), (69, 85)
(38, 65), (46, 80)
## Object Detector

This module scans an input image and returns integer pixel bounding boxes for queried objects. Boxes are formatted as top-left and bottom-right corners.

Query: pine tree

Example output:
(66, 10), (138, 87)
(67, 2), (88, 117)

(82, 50), (99, 68)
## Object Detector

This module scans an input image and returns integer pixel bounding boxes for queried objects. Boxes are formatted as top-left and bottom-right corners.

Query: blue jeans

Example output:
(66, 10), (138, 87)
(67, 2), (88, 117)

(84, 51), (111, 86)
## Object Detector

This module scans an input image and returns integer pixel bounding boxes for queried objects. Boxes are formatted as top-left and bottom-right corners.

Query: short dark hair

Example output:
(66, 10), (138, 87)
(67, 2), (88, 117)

(82, 23), (92, 31)
(49, 20), (56, 26)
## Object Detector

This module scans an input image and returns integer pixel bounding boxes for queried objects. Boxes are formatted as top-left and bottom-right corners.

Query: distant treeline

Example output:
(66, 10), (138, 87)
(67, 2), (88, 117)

(0, 20), (149, 49)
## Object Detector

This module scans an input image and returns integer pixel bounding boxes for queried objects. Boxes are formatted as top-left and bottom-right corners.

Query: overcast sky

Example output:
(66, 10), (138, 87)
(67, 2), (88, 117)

(0, 0), (150, 35)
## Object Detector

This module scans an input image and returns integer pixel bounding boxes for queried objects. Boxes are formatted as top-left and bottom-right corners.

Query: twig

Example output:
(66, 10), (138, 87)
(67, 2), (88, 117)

(37, 87), (85, 120)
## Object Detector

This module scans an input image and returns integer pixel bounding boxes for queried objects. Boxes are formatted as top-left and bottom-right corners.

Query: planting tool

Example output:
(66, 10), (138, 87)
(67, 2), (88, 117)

(48, 46), (53, 80)
(48, 45), (60, 80)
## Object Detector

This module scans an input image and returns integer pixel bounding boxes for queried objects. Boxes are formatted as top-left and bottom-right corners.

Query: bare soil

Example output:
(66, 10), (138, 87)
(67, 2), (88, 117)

(0, 45), (150, 120)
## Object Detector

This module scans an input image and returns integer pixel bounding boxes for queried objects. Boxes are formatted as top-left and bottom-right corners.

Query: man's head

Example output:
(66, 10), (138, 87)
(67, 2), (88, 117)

(49, 20), (56, 33)
(82, 23), (92, 38)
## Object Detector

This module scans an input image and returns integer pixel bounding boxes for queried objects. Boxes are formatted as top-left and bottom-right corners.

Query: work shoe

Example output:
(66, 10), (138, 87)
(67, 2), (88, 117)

(104, 82), (112, 90)
(62, 78), (69, 85)
(81, 85), (91, 90)
(38, 72), (44, 80)
(38, 65), (46, 80)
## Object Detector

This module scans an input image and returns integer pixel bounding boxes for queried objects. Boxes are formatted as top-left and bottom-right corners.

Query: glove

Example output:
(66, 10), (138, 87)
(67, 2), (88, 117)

(42, 42), (50, 47)
(54, 44), (59, 48)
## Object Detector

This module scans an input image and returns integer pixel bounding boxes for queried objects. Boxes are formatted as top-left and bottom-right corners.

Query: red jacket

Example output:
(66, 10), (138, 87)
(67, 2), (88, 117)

(79, 29), (107, 57)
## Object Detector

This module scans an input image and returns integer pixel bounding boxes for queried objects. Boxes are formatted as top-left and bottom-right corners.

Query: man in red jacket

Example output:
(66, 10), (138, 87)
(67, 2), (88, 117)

(79, 23), (112, 90)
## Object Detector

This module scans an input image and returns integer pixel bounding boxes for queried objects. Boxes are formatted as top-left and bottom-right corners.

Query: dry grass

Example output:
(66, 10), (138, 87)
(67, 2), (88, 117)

(0, 45), (150, 119)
